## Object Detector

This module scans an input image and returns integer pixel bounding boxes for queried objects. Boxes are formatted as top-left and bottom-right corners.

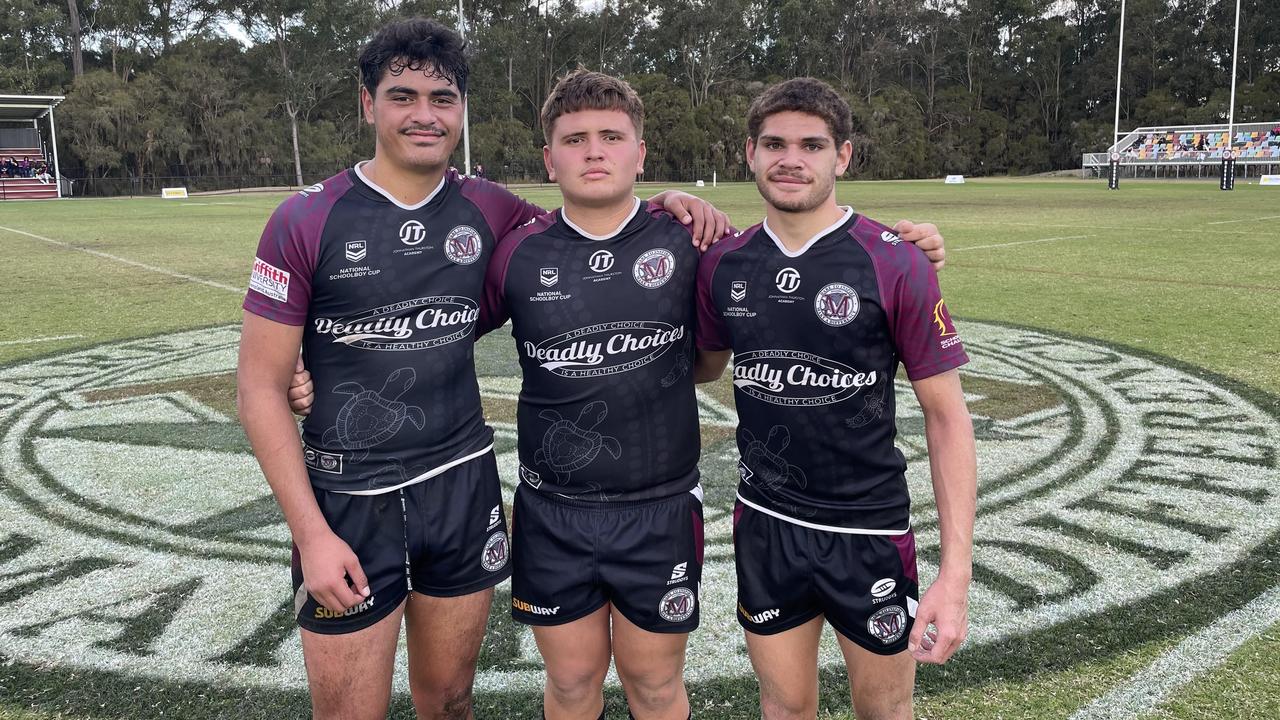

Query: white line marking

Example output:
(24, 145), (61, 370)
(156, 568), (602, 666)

(1207, 214), (1280, 225)
(940, 219), (1249, 235)
(1069, 582), (1280, 720)
(0, 334), (84, 347)
(956, 235), (1096, 252)
(0, 225), (243, 294)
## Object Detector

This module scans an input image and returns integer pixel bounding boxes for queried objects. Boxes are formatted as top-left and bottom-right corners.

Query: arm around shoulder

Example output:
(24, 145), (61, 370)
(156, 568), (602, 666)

(694, 349), (732, 383)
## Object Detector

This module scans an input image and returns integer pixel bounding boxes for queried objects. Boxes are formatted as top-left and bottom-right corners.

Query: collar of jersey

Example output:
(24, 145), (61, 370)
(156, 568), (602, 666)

(559, 197), (642, 241)
(352, 160), (447, 210)
(762, 205), (855, 257)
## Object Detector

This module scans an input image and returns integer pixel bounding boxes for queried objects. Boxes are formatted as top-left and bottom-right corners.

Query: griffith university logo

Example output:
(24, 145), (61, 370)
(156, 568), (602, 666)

(0, 322), (1277, 712)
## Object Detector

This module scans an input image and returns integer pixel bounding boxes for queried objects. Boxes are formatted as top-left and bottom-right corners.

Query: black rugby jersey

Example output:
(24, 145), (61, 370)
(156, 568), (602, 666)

(696, 208), (968, 532)
(244, 165), (542, 493)
(480, 199), (701, 502)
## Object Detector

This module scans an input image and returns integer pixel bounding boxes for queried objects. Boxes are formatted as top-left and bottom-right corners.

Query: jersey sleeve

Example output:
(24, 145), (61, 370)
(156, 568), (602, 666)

(695, 247), (732, 352)
(460, 175), (545, 238)
(242, 200), (317, 326)
(883, 247), (969, 381)
(477, 231), (518, 337)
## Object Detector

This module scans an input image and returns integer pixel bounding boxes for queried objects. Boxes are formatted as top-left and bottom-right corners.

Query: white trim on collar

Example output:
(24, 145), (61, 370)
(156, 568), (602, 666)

(560, 197), (642, 241)
(353, 160), (447, 210)
(762, 206), (855, 257)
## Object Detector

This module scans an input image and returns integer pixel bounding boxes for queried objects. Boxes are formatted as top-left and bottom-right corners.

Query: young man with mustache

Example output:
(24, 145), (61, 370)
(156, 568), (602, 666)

(695, 77), (977, 720)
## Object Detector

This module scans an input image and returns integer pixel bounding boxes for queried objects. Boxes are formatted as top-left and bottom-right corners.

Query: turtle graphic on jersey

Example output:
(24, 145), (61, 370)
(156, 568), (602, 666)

(535, 401), (623, 483)
(741, 425), (808, 491)
(323, 367), (428, 463)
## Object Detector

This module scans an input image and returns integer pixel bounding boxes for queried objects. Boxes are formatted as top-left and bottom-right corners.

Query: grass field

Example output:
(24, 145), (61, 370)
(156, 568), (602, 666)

(1, 177), (1278, 720)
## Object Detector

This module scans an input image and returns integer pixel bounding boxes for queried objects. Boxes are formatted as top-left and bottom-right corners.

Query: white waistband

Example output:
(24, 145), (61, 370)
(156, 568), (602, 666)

(334, 444), (495, 496)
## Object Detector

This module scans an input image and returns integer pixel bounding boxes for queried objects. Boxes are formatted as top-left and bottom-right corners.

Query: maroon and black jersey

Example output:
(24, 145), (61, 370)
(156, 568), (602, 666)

(244, 164), (542, 493)
(480, 199), (701, 502)
(697, 208), (968, 532)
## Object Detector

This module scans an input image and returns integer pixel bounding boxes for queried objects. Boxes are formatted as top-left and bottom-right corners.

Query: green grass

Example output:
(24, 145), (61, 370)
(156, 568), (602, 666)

(4, 179), (1276, 392)
(1, 177), (1278, 720)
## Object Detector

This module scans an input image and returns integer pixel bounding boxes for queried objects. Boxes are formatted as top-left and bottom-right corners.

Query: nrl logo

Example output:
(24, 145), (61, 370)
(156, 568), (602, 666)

(539, 267), (559, 287)
(345, 241), (366, 264)
(0, 321), (1276, 711)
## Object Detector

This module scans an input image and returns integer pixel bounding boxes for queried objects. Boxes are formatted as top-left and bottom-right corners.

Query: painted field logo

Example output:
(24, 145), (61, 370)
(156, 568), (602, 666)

(732, 349), (877, 406)
(0, 322), (1277, 709)
(522, 321), (684, 378)
(312, 296), (479, 351)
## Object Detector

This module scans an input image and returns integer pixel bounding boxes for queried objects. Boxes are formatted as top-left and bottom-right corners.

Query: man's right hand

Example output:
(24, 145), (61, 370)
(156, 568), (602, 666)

(298, 530), (371, 613)
(288, 356), (314, 416)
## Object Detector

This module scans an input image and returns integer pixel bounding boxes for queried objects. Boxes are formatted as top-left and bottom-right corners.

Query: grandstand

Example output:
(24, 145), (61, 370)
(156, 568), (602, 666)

(0, 94), (64, 200)
(1083, 121), (1280, 179)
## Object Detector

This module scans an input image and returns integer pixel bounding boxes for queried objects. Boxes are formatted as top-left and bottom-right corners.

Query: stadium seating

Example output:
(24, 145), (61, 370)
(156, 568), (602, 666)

(1122, 129), (1280, 160)
(0, 147), (57, 199)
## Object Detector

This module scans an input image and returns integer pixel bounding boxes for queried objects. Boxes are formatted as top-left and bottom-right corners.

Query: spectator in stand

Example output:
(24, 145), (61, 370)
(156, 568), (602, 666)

(18, 158), (31, 178)
(474, 162), (484, 179)
(35, 162), (52, 184)
(1, 157), (13, 178)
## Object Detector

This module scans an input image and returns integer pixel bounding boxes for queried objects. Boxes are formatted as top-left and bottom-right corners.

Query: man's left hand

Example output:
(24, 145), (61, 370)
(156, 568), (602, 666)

(894, 220), (946, 270)
(650, 190), (731, 251)
(907, 573), (968, 664)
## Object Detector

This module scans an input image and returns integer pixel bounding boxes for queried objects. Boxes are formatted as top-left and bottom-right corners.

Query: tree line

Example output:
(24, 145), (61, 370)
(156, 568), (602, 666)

(3, 0), (1278, 191)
